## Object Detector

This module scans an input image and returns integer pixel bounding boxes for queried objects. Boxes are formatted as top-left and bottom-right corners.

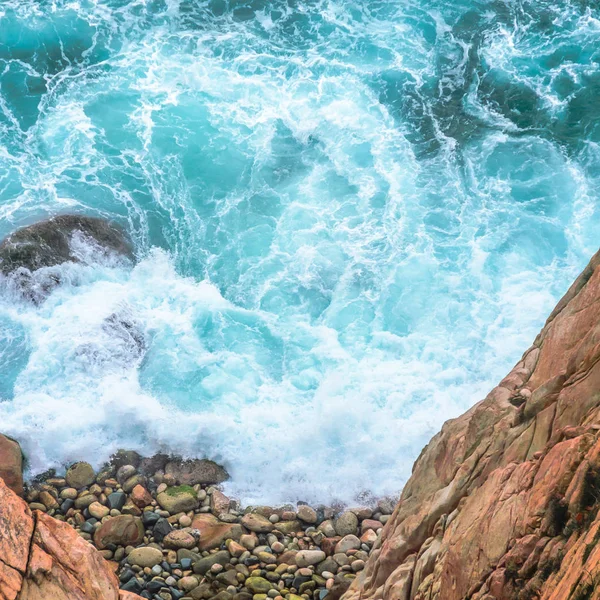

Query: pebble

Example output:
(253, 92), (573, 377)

(335, 535), (361, 554)
(128, 547), (163, 568)
(296, 549), (325, 567)
(241, 534), (258, 550)
(352, 560), (365, 572)
(178, 575), (199, 592)
(297, 505), (318, 524)
(60, 488), (78, 500)
(334, 512), (358, 537)
(89, 502), (110, 520)
(179, 515), (192, 527)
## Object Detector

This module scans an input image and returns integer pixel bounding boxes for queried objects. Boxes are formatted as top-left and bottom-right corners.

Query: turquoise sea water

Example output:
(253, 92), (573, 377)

(0, 0), (598, 503)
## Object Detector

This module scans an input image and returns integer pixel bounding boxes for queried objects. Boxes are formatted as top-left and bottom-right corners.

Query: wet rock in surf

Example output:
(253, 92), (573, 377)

(0, 214), (133, 272)
(0, 214), (133, 300)
(102, 311), (146, 360)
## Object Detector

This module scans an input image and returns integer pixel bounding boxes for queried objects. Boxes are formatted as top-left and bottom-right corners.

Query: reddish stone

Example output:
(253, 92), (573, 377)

(0, 561), (22, 600)
(0, 477), (137, 599)
(342, 251), (600, 600)
(94, 515), (144, 550)
(192, 513), (243, 551)
(276, 550), (298, 565)
(0, 477), (34, 573)
(320, 536), (341, 556)
(210, 489), (231, 515)
(360, 530), (378, 545)
(130, 485), (153, 508)
(360, 519), (382, 534)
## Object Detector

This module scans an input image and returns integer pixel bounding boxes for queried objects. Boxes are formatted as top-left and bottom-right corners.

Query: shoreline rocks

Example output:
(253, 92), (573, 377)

(15, 451), (391, 600)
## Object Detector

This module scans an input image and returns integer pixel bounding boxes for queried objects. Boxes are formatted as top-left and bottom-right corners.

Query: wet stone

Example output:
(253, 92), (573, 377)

(153, 518), (173, 543)
(108, 491), (127, 511)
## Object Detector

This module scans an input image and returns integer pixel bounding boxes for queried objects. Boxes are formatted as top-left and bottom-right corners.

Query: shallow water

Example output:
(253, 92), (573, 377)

(0, 0), (598, 504)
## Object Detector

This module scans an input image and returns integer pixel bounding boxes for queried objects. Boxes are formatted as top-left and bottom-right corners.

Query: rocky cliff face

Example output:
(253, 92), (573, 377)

(344, 250), (600, 600)
(0, 475), (136, 600)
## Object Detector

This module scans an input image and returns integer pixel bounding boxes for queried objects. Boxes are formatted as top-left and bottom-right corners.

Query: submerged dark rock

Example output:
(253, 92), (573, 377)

(0, 214), (134, 302)
(0, 214), (133, 274)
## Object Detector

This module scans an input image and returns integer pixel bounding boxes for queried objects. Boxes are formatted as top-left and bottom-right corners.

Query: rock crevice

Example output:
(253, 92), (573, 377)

(0, 477), (130, 600)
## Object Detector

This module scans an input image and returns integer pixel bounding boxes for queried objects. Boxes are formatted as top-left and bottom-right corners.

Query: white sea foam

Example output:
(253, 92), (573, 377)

(0, 0), (598, 503)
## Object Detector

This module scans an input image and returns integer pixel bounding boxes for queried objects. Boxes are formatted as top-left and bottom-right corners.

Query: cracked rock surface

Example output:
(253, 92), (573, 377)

(343, 249), (600, 600)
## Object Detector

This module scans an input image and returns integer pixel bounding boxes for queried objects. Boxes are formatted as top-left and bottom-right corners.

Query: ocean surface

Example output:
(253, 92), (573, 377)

(0, 0), (598, 504)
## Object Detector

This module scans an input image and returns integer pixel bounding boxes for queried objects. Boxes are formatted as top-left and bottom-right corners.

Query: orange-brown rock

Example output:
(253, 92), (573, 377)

(94, 515), (144, 549)
(0, 560), (22, 600)
(192, 513), (243, 551)
(0, 476), (33, 577)
(344, 249), (600, 600)
(19, 511), (120, 599)
(0, 434), (23, 497)
(0, 477), (140, 600)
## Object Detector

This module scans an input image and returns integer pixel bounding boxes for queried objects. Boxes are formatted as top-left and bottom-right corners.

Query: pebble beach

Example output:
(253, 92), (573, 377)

(23, 452), (395, 600)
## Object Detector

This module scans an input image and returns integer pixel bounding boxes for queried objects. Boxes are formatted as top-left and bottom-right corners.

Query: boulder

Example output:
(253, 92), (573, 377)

(152, 518), (173, 543)
(107, 491), (127, 511)
(130, 485), (153, 508)
(297, 505), (318, 524)
(334, 535), (360, 554)
(360, 519), (382, 534)
(0, 434), (23, 496)
(333, 512), (358, 537)
(163, 530), (196, 550)
(157, 486), (199, 514)
(88, 502), (110, 520)
(0, 215), (133, 274)
(245, 577), (272, 594)
(275, 520), (301, 535)
(19, 511), (122, 599)
(93, 515), (144, 549)
(210, 489), (231, 515)
(192, 514), (243, 551)
(241, 513), (273, 533)
(0, 476), (34, 581)
(192, 550), (230, 575)
(65, 462), (95, 490)
(0, 215), (133, 302)
(318, 520), (336, 538)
